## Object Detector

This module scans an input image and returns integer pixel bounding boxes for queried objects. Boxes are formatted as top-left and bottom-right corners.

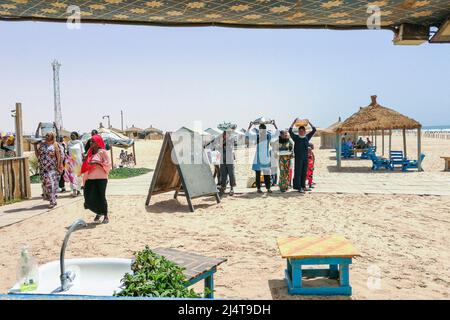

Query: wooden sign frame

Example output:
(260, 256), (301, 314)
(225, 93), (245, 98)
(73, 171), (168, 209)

(145, 132), (220, 212)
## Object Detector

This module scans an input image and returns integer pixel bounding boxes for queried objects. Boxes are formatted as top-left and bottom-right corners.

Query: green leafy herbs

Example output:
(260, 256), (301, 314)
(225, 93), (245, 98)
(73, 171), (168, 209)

(108, 167), (152, 179)
(114, 246), (202, 298)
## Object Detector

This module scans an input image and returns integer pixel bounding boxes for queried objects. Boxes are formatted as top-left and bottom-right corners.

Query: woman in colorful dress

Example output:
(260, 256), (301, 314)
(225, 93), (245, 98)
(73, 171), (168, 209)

(35, 132), (63, 208)
(81, 134), (111, 224)
(277, 130), (294, 192)
(65, 132), (84, 197)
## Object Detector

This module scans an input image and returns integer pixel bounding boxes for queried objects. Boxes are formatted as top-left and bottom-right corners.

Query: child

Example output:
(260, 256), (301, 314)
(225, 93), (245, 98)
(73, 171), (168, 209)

(306, 143), (315, 190)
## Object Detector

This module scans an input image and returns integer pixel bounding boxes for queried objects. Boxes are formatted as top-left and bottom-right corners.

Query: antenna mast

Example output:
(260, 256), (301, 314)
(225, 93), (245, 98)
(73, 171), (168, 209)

(52, 60), (63, 132)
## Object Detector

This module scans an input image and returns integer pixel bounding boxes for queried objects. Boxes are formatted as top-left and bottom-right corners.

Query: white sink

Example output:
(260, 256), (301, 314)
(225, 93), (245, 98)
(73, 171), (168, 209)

(9, 258), (132, 296)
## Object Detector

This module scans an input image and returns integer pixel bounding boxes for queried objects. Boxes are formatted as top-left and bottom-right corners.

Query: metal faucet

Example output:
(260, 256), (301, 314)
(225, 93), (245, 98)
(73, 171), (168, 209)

(59, 219), (87, 292)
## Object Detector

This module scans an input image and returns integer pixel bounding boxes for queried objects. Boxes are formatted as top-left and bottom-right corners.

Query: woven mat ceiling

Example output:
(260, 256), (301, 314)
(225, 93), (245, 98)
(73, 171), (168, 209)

(0, 1), (449, 29)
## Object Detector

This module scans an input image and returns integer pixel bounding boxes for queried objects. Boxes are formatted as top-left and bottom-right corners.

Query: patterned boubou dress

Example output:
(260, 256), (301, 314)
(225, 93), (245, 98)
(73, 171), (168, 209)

(278, 138), (294, 192)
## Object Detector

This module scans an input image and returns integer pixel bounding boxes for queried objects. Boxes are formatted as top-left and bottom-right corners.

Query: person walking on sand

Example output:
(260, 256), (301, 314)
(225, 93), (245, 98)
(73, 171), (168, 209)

(66, 132), (84, 197)
(289, 118), (316, 193)
(249, 120), (278, 194)
(81, 134), (111, 224)
(215, 128), (237, 196)
(35, 132), (63, 208)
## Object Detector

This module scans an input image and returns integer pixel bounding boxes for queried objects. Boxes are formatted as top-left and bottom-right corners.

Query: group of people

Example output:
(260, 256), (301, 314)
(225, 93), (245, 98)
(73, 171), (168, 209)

(342, 136), (373, 150)
(34, 130), (111, 224)
(208, 117), (317, 195)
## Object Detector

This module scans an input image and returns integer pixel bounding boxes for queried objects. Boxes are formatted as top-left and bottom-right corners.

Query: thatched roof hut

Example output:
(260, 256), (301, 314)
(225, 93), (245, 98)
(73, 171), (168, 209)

(124, 125), (143, 139)
(320, 117), (358, 149)
(143, 126), (164, 140)
(334, 95), (423, 170)
(334, 96), (421, 133)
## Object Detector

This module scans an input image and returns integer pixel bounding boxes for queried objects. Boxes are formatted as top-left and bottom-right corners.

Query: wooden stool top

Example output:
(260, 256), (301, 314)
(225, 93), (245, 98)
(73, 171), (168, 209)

(153, 247), (226, 281)
(277, 235), (361, 259)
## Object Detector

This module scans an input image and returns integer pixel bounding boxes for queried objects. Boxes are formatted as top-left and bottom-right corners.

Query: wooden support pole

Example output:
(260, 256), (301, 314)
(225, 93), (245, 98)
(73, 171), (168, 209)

(417, 127), (422, 171)
(381, 130), (385, 156)
(375, 131), (378, 149)
(110, 139), (114, 169)
(132, 142), (137, 165)
(15, 103), (24, 157)
(402, 128), (407, 158)
(389, 130), (392, 155)
(336, 134), (342, 170)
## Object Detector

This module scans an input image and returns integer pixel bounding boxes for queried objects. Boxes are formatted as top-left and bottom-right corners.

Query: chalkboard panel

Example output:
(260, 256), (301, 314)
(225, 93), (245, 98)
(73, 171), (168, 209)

(146, 132), (220, 212)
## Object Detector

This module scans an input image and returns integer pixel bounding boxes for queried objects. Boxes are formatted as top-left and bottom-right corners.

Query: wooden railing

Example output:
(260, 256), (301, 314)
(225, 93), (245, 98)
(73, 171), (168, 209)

(0, 157), (32, 205)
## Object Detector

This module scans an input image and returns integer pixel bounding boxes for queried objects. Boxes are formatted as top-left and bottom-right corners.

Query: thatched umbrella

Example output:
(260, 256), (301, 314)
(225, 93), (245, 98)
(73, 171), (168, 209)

(334, 95), (422, 170)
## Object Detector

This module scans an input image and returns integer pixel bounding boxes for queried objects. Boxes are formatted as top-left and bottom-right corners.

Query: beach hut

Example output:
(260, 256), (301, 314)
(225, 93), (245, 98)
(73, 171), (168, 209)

(143, 126), (164, 140)
(320, 118), (358, 149)
(334, 95), (422, 170)
(124, 125), (143, 139)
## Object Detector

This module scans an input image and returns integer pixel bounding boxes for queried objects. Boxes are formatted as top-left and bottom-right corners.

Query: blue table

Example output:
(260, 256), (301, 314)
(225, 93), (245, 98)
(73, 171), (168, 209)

(277, 236), (360, 296)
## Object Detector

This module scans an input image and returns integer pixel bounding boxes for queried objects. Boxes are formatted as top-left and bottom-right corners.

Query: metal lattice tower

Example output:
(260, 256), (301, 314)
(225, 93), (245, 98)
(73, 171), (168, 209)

(52, 60), (63, 131)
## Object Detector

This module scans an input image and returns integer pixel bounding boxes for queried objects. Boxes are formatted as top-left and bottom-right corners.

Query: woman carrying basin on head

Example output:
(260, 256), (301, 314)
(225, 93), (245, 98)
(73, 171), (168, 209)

(81, 134), (111, 224)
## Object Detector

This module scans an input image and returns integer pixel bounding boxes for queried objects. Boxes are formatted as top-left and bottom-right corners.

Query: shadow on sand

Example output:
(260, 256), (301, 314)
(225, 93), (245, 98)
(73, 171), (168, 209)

(145, 196), (219, 213)
(268, 279), (352, 300)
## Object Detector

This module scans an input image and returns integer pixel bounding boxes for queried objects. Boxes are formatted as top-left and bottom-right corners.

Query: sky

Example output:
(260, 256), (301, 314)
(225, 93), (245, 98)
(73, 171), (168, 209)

(0, 21), (449, 135)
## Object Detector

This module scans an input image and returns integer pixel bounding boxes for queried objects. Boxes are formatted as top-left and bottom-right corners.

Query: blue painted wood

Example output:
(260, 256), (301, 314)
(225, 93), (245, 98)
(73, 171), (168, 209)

(204, 275), (214, 299)
(288, 257), (352, 266)
(284, 257), (353, 296)
(339, 264), (350, 287)
(187, 268), (216, 299)
(292, 265), (302, 288)
(402, 153), (426, 172)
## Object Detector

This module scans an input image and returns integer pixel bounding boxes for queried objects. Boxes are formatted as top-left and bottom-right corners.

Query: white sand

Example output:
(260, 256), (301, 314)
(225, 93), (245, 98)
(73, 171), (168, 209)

(1, 134), (449, 299)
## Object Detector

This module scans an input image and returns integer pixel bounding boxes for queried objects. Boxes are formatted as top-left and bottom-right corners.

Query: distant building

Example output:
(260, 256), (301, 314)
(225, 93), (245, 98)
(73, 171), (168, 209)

(143, 126), (164, 140)
(124, 125), (143, 139)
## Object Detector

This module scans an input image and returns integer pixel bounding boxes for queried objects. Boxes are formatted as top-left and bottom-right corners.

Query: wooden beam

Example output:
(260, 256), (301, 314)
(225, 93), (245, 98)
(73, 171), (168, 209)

(402, 129), (407, 158)
(389, 130), (392, 155)
(15, 103), (24, 157)
(336, 134), (342, 170)
(417, 127), (422, 171)
(132, 142), (137, 165)
(381, 130), (385, 156)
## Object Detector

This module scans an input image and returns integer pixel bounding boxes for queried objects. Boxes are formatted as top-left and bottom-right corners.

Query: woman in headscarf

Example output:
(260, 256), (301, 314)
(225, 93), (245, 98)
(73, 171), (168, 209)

(35, 132), (63, 208)
(276, 130), (294, 192)
(65, 132), (84, 197)
(81, 134), (111, 224)
(289, 118), (316, 193)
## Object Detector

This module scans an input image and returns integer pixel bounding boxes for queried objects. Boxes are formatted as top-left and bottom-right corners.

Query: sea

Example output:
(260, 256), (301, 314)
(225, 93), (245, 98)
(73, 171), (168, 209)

(423, 125), (450, 132)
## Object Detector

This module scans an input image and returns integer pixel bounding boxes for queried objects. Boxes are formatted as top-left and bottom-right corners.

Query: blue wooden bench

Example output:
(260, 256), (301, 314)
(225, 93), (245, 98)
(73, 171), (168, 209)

(389, 150), (405, 170)
(340, 144), (354, 159)
(369, 153), (391, 171)
(402, 153), (425, 172)
(277, 236), (360, 296)
(361, 146), (376, 159)
(153, 248), (226, 299)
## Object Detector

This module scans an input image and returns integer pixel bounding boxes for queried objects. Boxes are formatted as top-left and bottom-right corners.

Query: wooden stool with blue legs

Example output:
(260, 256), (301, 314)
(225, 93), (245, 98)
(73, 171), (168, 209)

(277, 235), (360, 296)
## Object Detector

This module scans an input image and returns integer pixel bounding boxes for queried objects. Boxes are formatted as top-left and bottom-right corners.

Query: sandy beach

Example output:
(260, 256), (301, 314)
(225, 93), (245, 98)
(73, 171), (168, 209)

(1, 133), (450, 299)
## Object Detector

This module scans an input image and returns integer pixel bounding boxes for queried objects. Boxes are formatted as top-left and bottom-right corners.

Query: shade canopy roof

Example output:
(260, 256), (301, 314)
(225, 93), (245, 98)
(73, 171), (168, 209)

(322, 118), (342, 134)
(124, 125), (143, 133)
(334, 95), (421, 133)
(82, 127), (135, 148)
(1, 1), (449, 30)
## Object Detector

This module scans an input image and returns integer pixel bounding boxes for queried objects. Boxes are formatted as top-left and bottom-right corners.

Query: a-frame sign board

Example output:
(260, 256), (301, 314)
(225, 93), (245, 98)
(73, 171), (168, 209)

(145, 132), (220, 212)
